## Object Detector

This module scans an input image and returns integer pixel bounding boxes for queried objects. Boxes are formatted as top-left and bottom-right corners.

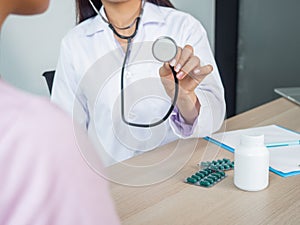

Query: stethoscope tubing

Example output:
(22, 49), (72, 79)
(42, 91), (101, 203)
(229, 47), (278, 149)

(89, 0), (179, 128)
(120, 37), (179, 128)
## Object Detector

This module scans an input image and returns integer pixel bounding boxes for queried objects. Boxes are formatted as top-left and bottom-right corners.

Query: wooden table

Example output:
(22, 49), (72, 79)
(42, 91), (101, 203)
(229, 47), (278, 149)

(110, 98), (300, 225)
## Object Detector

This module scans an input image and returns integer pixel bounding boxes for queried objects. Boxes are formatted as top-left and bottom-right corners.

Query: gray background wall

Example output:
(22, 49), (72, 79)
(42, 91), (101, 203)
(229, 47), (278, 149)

(0, 0), (215, 97)
(0, 0), (75, 96)
(172, 0), (215, 51)
(237, 0), (300, 113)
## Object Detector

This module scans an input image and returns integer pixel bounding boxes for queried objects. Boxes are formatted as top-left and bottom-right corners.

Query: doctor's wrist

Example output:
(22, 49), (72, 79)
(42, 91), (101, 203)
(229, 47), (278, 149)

(176, 92), (200, 125)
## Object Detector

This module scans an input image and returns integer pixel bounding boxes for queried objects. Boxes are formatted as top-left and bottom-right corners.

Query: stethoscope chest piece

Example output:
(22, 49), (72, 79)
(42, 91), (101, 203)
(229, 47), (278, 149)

(152, 36), (177, 63)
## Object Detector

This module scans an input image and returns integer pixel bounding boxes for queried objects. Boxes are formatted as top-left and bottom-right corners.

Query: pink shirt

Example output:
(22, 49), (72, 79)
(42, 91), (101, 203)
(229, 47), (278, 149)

(0, 80), (120, 225)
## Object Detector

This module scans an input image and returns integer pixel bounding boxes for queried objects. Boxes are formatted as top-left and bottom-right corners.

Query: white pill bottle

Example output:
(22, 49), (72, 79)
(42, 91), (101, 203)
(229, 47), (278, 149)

(234, 134), (270, 191)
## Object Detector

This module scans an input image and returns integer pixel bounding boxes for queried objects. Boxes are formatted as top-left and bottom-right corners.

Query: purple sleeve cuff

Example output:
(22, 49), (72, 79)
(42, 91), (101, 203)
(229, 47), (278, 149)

(170, 106), (198, 137)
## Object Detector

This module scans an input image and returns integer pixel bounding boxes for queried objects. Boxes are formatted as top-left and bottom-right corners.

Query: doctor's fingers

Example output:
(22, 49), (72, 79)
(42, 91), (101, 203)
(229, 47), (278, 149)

(173, 45), (193, 73)
(169, 47), (182, 67)
(185, 64), (214, 84)
(177, 55), (200, 80)
(160, 45), (192, 78)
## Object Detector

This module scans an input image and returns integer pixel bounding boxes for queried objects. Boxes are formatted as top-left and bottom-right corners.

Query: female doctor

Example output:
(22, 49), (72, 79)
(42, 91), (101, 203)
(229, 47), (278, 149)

(51, 0), (226, 166)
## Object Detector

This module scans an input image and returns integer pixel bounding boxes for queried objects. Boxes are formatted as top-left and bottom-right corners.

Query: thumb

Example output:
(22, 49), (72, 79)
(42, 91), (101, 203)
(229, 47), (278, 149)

(159, 63), (173, 78)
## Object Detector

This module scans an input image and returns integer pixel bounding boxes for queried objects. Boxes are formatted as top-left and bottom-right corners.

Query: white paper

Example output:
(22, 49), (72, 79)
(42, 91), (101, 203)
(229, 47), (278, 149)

(210, 125), (300, 174)
(269, 145), (300, 173)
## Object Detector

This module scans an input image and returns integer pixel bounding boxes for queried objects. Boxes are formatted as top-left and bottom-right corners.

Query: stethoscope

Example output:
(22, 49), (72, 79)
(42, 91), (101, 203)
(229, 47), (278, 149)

(89, 0), (178, 128)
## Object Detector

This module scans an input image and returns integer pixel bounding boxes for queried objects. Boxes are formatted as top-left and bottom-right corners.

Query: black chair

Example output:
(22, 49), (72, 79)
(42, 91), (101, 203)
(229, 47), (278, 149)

(42, 70), (55, 94)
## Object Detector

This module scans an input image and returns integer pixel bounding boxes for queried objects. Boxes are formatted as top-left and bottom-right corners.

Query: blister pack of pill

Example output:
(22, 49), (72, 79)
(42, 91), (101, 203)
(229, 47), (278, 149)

(185, 168), (226, 187)
(199, 158), (234, 171)
(184, 158), (234, 188)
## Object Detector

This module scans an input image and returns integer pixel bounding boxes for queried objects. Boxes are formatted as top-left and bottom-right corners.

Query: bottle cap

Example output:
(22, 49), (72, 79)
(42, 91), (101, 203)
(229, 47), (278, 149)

(240, 134), (265, 147)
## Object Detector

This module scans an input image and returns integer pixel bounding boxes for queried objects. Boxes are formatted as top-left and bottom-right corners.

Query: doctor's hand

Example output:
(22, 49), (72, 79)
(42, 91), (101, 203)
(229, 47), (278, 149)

(159, 45), (213, 124)
(159, 45), (213, 98)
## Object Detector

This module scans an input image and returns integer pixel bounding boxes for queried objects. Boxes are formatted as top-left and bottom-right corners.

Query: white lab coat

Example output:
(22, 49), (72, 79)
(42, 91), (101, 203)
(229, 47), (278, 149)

(51, 2), (225, 166)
